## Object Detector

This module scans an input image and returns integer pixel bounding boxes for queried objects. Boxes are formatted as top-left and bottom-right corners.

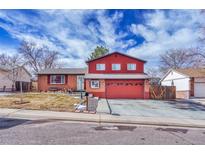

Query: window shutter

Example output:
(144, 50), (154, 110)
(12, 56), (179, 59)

(47, 75), (50, 84)
(65, 75), (68, 84)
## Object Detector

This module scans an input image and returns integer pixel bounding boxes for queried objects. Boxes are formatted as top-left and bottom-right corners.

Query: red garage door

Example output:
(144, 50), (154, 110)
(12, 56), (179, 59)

(105, 80), (144, 99)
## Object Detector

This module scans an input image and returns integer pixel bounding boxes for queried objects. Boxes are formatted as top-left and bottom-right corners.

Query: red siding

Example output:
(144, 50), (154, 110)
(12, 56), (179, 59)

(85, 52), (149, 99)
(88, 53), (144, 74)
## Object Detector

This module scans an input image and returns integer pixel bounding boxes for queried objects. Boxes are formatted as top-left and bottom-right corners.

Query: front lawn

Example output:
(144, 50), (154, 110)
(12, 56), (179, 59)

(0, 92), (83, 112)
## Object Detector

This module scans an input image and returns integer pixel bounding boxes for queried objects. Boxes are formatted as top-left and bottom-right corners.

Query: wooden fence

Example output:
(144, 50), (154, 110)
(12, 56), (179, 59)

(149, 85), (176, 100)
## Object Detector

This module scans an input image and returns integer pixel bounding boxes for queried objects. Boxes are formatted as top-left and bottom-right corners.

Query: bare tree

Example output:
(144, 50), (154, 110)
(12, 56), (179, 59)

(19, 41), (59, 73)
(7, 67), (19, 91)
(146, 67), (162, 85)
(159, 49), (196, 73)
(159, 10), (205, 73)
(186, 48), (205, 67)
(0, 54), (23, 91)
(0, 53), (23, 67)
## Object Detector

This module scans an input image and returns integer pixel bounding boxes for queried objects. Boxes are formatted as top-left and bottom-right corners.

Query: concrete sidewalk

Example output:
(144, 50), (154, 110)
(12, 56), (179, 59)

(0, 108), (205, 128)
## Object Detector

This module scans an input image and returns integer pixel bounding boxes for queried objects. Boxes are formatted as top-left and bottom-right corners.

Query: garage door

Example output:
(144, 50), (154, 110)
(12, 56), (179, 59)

(105, 80), (144, 99)
(194, 83), (205, 97)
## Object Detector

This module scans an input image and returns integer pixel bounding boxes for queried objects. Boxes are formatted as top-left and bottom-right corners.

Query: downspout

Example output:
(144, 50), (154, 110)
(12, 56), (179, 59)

(143, 80), (145, 99)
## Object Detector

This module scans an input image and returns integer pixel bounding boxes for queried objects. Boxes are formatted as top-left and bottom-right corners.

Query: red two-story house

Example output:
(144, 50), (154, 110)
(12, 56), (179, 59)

(85, 52), (150, 99)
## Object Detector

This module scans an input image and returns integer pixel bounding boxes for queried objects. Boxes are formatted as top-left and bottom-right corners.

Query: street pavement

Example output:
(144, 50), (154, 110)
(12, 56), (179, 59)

(0, 118), (205, 144)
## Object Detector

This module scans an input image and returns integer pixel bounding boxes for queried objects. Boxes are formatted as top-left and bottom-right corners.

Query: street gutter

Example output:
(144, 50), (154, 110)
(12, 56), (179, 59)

(0, 108), (205, 129)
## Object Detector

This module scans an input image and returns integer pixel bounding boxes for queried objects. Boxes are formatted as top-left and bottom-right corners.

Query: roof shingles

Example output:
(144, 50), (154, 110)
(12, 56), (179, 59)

(174, 68), (205, 77)
(37, 68), (87, 75)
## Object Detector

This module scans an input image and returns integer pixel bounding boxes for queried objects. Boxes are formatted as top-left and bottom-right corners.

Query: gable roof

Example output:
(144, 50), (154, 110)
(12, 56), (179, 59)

(0, 65), (32, 77)
(160, 68), (205, 82)
(86, 51), (147, 63)
(37, 68), (87, 75)
(174, 68), (205, 77)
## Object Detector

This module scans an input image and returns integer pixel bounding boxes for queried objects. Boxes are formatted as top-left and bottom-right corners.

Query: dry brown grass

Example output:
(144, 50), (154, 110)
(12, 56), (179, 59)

(0, 92), (83, 112)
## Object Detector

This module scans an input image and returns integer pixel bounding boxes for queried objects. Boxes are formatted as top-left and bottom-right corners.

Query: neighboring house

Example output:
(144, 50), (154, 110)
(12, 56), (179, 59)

(84, 52), (150, 99)
(37, 68), (87, 92)
(160, 68), (205, 99)
(0, 65), (32, 92)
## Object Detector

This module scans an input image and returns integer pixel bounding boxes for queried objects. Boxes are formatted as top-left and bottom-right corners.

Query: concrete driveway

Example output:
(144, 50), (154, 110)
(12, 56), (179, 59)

(98, 99), (205, 120)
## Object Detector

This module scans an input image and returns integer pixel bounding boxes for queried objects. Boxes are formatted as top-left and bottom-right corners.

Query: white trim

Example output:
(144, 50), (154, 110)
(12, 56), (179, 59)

(112, 64), (121, 70)
(127, 63), (136, 70)
(90, 80), (100, 89)
(161, 77), (191, 82)
(85, 73), (150, 79)
(96, 64), (105, 71)
(77, 75), (84, 90)
(50, 75), (65, 84)
(160, 69), (190, 83)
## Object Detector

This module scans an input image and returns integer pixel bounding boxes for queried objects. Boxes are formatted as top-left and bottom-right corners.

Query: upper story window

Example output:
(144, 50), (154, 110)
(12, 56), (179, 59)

(112, 64), (121, 70)
(127, 63), (136, 70)
(50, 75), (65, 84)
(96, 64), (105, 71)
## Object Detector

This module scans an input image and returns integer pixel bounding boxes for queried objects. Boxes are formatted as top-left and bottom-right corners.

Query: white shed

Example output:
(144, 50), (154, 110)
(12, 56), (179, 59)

(160, 68), (205, 99)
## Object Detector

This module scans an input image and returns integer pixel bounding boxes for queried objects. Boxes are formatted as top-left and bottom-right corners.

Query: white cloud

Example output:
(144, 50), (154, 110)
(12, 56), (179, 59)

(0, 44), (17, 55)
(0, 10), (132, 67)
(57, 57), (86, 68)
(130, 24), (156, 41)
(145, 10), (170, 30)
(127, 10), (205, 67)
(0, 10), (140, 67)
(0, 10), (204, 68)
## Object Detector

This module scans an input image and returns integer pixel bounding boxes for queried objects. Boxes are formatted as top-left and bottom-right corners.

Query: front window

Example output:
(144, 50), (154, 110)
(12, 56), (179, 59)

(90, 80), (100, 89)
(112, 64), (121, 70)
(127, 63), (136, 70)
(50, 75), (65, 84)
(96, 64), (105, 71)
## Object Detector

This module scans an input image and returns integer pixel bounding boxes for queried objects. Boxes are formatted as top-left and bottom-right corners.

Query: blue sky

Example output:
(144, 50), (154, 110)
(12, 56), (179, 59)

(0, 9), (204, 68)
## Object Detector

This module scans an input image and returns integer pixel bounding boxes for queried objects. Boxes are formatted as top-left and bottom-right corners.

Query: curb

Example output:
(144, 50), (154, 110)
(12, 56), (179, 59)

(4, 112), (205, 129)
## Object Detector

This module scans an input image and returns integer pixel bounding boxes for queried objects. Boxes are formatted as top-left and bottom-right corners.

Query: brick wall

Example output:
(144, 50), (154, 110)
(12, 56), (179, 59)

(176, 91), (190, 99)
(38, 74), (78, 91)
(190, 77), (194, 97)
(85, 79), (105, 97)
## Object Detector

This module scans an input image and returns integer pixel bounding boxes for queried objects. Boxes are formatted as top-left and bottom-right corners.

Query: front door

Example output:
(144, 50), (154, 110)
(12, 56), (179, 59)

(77, 75), (84, 91)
